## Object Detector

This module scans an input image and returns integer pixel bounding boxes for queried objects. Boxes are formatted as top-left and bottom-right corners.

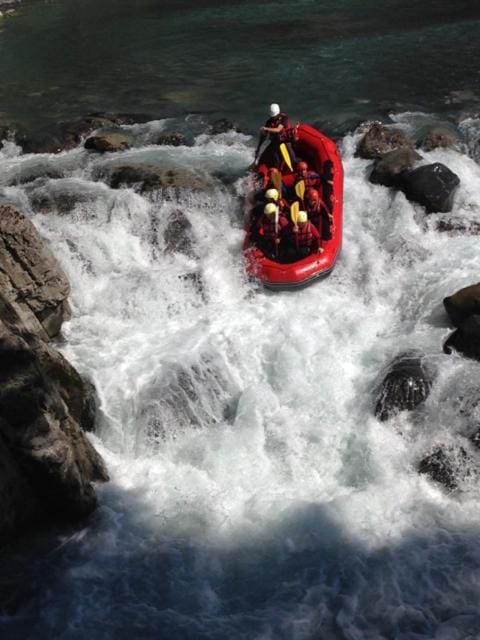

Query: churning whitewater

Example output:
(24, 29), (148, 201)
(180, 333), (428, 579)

(2, 115), (480, 639)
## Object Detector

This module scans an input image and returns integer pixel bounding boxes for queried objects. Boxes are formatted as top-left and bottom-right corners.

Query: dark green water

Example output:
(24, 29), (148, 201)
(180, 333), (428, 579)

(1, 0), (480, 131)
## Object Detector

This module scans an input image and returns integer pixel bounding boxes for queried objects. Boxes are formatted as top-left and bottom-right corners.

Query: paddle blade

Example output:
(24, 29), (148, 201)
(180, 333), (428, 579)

(290, 201), (299, 224)
(271, 170), (282, 193)
(295, 179), (305, 201)
(280, 143), (293, 172)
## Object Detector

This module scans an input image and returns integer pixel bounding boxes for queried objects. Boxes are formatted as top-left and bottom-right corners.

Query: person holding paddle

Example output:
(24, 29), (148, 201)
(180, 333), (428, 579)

(305, 188), (333, 240)
(254, 103), (296, 169)
(256, 202), (289, 259)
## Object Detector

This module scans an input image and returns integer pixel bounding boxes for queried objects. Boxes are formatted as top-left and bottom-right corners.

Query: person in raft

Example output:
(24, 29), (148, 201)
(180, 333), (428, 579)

(284, 210), (323, 260)
(294, 160), (321, 191)
(256, 202), (289, 258)
(305, 187), (333, 241)
(254, 103), (296, 168)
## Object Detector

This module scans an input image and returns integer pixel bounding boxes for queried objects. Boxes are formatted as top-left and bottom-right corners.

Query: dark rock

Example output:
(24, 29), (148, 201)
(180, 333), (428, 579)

(0, 321), (108, 545)
(163, 209), (194, 256)
(369, 147), (422, 187)
(84, 133), (130, 153)
(208, 118), (241, 135)
(105, 163), (218, 193)
(0, 203), (71, 340)
(375, 352), (434, 421)
(444, 282), (480, 327)
(435, 218), (480, 235)
(443, 315), (480, 360)
(418, 446), (469, 491)
(155, 132), (187, 147)
(417, 126), (461, 152)
(399, 163), (460, 213)
(0, 124), (16, 149)
(16, 112), (160, 155)
(356, 122), (413, 160)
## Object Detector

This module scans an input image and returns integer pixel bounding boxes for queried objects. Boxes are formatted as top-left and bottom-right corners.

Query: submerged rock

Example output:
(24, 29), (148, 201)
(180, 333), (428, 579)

(435, 218), (480, 235)
(443, 315), (480, 361)
(369, 147), (422, 187)
(105, 163), (218, 193)
(418, 446), (470, 491)
(374, 352), (434, 421)
(135, 352), (239, 447)
(443, 282), (480, 327)
(399, 162), (460, 213)
(0, 203), (71, 340)
(208, 118), (241, 135)
(163, 209), (194, 256)
(155, 132), (187, 147)
(356, 122), (413, 160)
(84, 133), (130, 153)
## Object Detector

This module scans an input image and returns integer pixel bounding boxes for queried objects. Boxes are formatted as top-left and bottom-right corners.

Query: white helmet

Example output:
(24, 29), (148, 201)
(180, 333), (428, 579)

(265, 188), (279, 201)
(298, 211), (308, 223)
(269, 103), (280, 117)
(264, 203), (278, 216)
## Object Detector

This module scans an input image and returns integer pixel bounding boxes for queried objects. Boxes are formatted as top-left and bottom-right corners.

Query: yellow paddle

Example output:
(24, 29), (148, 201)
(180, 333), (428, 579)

(290, 201), (300, 227)
(295, 179), (305, 202)
(271, 170), (282, 194)
(280, 143), (293, 172)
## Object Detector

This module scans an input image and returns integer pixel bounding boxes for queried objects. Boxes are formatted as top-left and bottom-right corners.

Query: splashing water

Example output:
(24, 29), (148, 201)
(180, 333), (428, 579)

(2, 116), (480, 639)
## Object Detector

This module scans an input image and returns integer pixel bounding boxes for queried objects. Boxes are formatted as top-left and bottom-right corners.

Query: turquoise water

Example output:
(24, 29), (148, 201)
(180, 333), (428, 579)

(1, 0), (480, 130)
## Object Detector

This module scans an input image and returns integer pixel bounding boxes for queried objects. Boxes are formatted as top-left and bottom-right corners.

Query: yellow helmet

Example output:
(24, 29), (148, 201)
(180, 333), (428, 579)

(298, 211), (308, 223)
(265, 188), (279, 201)
(264, 203), (278, 216)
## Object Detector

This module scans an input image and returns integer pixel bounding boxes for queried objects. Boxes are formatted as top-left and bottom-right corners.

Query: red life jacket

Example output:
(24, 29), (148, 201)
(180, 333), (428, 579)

(259, 214), (288, 241)
(298, 171), (321, 189)
(296, 221), (320, 249)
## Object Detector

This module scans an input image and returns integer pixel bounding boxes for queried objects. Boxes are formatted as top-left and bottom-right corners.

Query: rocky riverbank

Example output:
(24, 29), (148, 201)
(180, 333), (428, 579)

(0, 203), (108, 547)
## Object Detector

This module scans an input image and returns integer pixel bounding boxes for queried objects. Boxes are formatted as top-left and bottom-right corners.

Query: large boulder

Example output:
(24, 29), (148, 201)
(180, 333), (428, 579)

(0, 320), (108, 545)
(105, 163), (218, 194)
(374, 352), (434, 421)
(443, 282), (480, 327)
(399, 163), (460, 213)
(0, 204), (71, 340)
(84, 132), (130, 153)
(443, 315), (480, 361)
(356, 122), (413, 160)
(369, 147), (422, 187)
(208, 118), (241, 135)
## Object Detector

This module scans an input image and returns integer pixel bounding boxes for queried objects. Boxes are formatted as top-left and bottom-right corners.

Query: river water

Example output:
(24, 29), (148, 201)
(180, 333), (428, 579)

(2, 2), (480, 639)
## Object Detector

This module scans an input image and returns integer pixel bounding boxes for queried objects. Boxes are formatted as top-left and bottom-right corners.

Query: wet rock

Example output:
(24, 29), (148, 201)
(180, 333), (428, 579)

(417, 126), (461, 152)
(84, 133), (130, 153)
(208, 118), (241, 135)
(356, 122), (413, 160)
(0, 320), (108, 545)
(0, 203), (71, 340)
(435, 218), (480, 235)
(163, 209), (194, 256)
(374, 352), (434, 421)
(0, 124), (16, 149)
(105, 163), (218, 193)
(369, 147), (422, 188)
(155, 132), (187, 147)
(443, 315), (480, 361)
(443, 282), (480, 327)
(399, 163), (460, 213)
(16, 112), (161, 155)
(418, 446), (470, 491)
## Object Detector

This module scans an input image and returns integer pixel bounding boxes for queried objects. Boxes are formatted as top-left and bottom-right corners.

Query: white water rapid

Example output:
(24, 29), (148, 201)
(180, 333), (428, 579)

(2, 116), (480, 639)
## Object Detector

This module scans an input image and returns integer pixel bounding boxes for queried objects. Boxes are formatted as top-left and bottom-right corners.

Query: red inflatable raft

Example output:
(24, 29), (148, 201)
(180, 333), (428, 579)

(244, 124), (343, 290)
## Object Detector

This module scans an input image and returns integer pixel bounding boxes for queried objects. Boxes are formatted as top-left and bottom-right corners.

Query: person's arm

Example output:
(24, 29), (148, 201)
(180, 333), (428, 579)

(261, 124), (284, 134)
